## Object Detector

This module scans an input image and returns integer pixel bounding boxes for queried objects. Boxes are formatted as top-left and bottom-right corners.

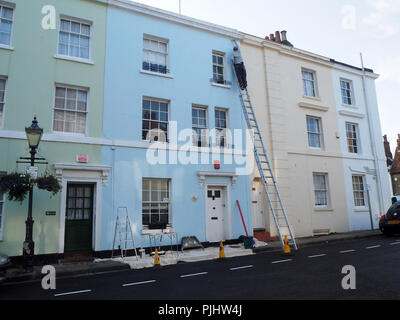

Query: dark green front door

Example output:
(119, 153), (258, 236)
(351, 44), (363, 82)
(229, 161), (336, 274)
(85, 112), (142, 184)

(64, 184), (94, 254)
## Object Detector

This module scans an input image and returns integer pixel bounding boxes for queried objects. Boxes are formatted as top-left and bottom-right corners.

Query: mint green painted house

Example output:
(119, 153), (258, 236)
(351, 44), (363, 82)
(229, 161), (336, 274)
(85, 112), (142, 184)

(0, 0), (109, 258)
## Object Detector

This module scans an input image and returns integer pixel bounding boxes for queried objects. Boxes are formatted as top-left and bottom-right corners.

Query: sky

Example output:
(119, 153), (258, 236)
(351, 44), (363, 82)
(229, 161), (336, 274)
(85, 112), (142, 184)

(130, 0), (399, 151)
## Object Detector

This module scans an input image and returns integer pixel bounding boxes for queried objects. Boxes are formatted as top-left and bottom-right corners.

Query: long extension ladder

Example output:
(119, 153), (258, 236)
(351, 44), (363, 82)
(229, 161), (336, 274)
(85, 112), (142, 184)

(233, 67), (297, 251)
(111, 207), (139, 259)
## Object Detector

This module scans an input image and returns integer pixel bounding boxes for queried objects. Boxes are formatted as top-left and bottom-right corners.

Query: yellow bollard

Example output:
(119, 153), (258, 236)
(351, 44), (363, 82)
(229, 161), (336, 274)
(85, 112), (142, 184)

(154, 248), (160, 266)
(283, 236), (291, 254)
(219, 241), (226, 259)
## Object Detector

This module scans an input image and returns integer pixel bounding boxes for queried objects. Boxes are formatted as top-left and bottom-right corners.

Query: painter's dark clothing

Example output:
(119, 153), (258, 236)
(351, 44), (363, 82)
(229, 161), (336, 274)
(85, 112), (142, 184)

(232, 48), (247, 89)
(234, 62), (247, 89)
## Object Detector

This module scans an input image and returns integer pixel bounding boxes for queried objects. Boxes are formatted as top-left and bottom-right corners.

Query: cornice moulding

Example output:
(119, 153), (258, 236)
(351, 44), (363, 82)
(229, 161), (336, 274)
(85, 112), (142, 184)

(108, 0), (242, 40)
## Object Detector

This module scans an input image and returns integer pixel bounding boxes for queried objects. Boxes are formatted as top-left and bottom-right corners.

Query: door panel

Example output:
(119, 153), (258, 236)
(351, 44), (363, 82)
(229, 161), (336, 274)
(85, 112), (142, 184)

(64, 184), (94, 254)
(206, 188), (225, 242)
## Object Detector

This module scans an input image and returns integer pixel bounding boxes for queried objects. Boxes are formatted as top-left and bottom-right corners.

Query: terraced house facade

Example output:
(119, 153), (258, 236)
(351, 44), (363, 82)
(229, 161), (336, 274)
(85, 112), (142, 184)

(0, 0), (392, 260)
(241, 32), (391, 240)
(0, 0), (108, 257)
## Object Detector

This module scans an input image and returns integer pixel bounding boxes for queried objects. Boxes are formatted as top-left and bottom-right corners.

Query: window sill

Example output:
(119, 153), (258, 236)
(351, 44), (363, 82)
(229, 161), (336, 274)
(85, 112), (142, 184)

(314, 207), (334, 212)
(211, 82), (231, 89)
(0, 44), (14, 51)
(141, 228), (174, 235)
(354, 207), (369, 212)
(51, 131), (87, 138)
(54, 54), (94, 65)
(303, 95), (321, 101)
(140, 70), (173, 79)
(342, 103), (357, 109)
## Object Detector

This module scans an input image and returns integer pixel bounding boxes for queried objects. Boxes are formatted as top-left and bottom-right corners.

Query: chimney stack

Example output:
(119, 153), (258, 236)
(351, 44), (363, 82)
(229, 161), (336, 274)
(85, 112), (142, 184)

(275, 31), (281, 42)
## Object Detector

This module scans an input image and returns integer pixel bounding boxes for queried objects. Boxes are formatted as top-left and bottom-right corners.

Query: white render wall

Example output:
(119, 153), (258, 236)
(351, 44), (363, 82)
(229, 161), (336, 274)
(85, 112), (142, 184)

(332, 67), (392, 231)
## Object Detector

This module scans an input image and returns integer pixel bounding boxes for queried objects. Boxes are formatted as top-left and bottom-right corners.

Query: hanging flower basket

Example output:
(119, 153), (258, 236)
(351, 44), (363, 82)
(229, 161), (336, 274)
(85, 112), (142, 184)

(35, 174), (62, 196)
(0, 173), (34, 203)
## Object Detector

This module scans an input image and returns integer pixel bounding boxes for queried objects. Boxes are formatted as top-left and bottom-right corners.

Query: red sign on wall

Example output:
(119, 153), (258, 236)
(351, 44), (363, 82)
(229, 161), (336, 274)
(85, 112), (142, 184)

(77, 155), (88, 163)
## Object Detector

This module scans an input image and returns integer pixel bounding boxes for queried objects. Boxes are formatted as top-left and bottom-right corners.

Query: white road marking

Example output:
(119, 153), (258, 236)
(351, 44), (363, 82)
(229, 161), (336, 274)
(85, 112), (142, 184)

(308, 254), (327, 258)
(54, 289), (92, 297)
(271, 259), (292, 264)
(366, 245), (381, 249)
(390, 242), (400, 246)
(230, 265), (253, 271)
(122, 280), (156, 287)
(180, 272), (208, 278)
(340, 250), (356, 254)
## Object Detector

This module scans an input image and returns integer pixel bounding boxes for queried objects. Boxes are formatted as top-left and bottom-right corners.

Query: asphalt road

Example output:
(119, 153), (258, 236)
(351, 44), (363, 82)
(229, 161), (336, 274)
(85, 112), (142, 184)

(1, 235), (400, 300)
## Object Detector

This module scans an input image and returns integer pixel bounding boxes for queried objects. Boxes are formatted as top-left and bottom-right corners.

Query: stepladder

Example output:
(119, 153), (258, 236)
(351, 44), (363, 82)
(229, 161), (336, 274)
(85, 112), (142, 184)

(232, 63), (298, 251)
(112, 207), (139, 259)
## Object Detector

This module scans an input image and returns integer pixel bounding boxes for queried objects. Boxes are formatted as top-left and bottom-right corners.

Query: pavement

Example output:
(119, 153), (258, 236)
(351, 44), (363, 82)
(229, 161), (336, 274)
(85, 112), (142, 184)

(1, 233), (400, 300)
(3, 230), (381, 283)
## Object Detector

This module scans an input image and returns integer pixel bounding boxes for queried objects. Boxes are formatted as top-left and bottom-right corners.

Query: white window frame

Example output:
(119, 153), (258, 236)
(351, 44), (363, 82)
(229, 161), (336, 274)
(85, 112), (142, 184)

(192, 105), (209, 147)
(214, 108), (229, 148)
(142, 178), (171, 229)
(52, 84), (89, 136)
(142, 34), (169, 75)
(340, 79), (354, 106)
(346, 122), (360, 154)
(212, 51), (226, 85)
(313, 173), (329, 208)
(142, 97), (169, 143)
(302, 69), (318, 98)
(306, 116), (323, 149)
(352, 175), (366, 208)
(0, 76), (7, 129)
(0, 1), (15, 49)
(56, 16), (92, 62)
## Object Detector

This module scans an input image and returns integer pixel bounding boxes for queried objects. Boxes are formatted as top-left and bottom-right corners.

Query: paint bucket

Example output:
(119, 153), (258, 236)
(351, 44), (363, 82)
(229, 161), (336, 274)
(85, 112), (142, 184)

(242, 236), (254, 249)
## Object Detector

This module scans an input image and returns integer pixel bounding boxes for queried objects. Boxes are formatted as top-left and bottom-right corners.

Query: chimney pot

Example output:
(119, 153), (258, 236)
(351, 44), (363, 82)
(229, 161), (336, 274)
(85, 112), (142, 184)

(281, 30), (287, 41)
(275, 31), (281, 42)
(269, 33), (275, 41)
(265, 36), (269, 40)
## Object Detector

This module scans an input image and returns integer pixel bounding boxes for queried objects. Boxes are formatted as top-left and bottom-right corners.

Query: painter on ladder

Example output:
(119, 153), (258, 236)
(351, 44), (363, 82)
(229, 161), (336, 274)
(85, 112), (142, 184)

(232, 41), (247, 90)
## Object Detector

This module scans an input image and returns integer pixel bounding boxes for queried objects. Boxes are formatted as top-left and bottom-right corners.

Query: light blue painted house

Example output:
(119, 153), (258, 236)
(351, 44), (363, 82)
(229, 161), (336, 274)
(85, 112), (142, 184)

(99, 0), (252, 252)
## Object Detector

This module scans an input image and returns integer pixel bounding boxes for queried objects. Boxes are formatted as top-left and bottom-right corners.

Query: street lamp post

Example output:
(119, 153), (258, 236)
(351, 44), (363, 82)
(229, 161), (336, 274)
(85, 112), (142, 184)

(23, 116), (43, 272)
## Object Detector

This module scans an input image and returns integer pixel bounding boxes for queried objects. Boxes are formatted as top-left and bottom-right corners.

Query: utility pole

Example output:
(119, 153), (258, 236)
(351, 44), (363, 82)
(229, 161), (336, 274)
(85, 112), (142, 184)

(179, 0), (182, 14)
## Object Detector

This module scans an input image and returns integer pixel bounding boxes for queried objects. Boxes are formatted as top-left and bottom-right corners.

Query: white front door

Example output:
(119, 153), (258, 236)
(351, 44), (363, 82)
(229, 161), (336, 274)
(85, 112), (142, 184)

(206, 187), (225, 242)
(251, 182), (265, 230)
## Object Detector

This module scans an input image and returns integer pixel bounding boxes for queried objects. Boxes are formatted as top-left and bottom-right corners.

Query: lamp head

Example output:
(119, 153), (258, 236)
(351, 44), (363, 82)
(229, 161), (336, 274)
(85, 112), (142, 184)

(25, 116), (43, 149)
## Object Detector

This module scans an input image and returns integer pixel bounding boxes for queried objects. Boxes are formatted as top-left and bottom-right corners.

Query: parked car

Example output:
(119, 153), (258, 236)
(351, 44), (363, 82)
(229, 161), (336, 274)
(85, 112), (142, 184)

(0, 252), (11, 284)
(380, 201), (400, 236)
(392, 196), (400, 204)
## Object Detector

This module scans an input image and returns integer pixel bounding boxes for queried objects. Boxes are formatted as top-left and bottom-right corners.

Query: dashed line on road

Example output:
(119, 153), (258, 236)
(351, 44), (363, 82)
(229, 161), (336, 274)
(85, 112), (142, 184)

(180, 272), (208, 278)
(230, 265), (253, 271)
(340, 250), (356, 254)
(54, 289), (92, 297)
(271, 259), (292, 264)
(366, 245), (381, 249)
(122, 280), (156, 287)
(390, 242), (400, 246)
(308, 254), (327, 258)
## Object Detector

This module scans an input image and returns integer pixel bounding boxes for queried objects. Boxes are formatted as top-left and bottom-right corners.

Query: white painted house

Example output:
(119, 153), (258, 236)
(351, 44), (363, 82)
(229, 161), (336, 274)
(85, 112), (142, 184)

(332, 61), (392, 231)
